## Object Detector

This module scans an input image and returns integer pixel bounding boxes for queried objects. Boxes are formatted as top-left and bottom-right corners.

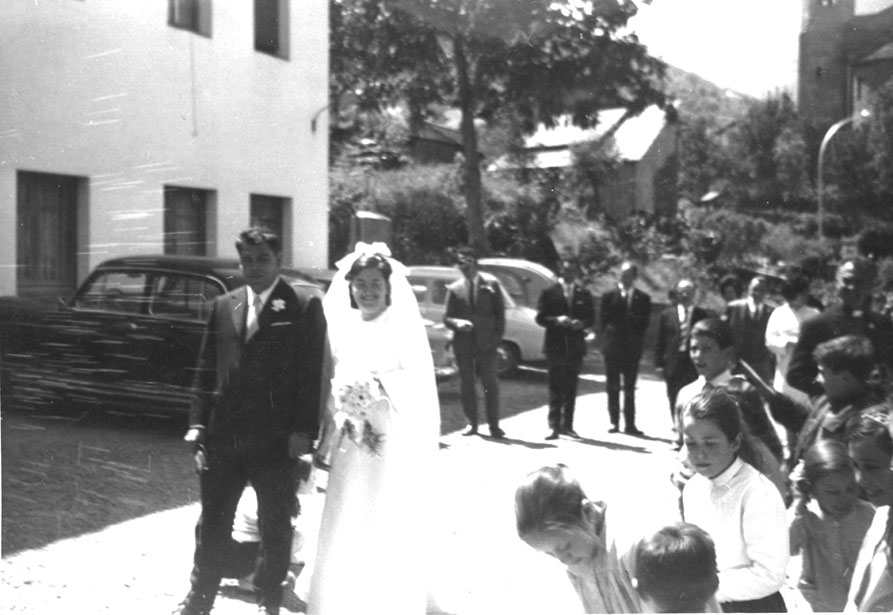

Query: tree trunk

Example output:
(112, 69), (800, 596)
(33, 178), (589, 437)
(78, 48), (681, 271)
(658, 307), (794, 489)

(453, 35), (489, 254)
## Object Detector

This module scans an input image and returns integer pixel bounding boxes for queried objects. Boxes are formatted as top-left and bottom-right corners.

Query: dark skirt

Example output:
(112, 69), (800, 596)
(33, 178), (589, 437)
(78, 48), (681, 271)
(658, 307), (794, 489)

(720, 590), (786, 613)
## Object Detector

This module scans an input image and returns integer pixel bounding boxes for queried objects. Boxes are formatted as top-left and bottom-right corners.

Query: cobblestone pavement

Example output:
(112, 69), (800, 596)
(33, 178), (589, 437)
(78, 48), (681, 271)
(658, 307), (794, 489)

(1, 372), (808, 614)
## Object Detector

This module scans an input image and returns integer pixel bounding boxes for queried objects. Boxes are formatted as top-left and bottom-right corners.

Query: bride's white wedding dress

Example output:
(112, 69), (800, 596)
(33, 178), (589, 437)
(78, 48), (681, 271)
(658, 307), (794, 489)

(308, 282), (440, 614)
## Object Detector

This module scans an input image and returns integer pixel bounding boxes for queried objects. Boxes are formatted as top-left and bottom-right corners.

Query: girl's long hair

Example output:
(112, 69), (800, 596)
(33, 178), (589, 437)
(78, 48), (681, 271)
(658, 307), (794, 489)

(515, 463), (588, 536)
(683, 387), (771, 476)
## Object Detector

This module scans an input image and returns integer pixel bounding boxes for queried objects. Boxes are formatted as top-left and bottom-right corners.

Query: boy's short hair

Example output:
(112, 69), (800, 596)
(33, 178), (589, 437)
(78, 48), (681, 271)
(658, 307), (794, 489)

(690, 317), (734, 350)
(813, 334), (875, 381)
(635, 522), (719, 612)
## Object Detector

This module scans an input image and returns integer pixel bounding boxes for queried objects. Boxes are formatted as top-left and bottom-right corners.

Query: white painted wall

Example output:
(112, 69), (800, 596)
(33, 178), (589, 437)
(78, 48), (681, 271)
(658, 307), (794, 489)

(0, 0), (329, 295)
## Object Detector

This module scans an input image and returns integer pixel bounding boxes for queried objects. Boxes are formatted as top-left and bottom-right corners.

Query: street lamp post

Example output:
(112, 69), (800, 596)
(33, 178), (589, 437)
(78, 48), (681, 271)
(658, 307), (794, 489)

(816, 109), (870, 237)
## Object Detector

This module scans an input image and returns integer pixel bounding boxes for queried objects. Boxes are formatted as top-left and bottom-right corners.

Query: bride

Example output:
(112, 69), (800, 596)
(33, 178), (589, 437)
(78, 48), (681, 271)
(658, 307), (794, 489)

(307, 243), (441, 615)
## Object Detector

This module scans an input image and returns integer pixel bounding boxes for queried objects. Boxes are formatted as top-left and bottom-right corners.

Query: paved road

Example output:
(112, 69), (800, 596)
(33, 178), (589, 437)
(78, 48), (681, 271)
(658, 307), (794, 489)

(0, 371), (806, 614)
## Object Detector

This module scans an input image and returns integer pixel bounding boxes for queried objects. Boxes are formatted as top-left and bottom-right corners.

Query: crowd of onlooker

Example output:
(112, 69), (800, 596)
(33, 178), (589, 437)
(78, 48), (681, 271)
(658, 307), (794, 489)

(516, 256), (893, 613)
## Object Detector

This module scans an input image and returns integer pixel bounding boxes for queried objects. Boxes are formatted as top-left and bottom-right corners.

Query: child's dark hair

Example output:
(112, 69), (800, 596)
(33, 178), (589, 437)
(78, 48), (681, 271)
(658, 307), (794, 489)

(723, 377), (785, 463)
(847, 404), (893, 459)
(515, 464), (587, 536)
(345, 253), (392, 309)
(635, 522), (719, 612)
(690, 318), (734, 350)
(813, 334), (876, 382)
(682, 388), (769, 474)
(798, 440), (854, 500)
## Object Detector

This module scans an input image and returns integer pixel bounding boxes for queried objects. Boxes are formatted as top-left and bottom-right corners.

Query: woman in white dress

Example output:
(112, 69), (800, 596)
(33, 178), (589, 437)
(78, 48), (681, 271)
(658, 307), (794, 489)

(308, 243), (441, 615)
(765, 273), (820, 407)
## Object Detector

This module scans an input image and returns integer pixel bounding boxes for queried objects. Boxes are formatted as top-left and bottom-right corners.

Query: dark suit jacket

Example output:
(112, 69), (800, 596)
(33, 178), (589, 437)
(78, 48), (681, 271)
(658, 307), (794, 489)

(443, 272), (506, 354)
(535, 281), (596, 360)
(190, 278), (327, 455)
(786, 304), (893, 398)
(598, 286), (651, 361)
(724, 299), (775, 374)
(654, 304), (709, 375)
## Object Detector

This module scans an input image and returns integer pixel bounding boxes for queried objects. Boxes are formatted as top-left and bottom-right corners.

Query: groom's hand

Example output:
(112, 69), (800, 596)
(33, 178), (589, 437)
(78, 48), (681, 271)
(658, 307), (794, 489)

(288, 432), (313, 458)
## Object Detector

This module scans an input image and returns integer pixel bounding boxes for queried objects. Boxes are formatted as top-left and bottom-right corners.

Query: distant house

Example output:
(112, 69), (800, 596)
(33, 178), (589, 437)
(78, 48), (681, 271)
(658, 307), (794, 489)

(408, 122), (464, 164)
(488, 105), (679, 220)
(799, 0), (893, 127)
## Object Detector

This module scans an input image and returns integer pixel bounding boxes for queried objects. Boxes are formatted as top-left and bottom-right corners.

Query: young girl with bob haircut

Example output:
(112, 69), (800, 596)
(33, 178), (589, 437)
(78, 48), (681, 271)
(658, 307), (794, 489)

(789, 439), (874, 612)
(845, 405), (893, 612)
(514, 463), (642, 613)
(680, 388), (789, 612)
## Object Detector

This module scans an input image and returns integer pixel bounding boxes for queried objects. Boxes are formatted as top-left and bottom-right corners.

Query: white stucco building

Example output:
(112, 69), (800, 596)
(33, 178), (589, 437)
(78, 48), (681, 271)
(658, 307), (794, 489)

(0, 1), (329, 298)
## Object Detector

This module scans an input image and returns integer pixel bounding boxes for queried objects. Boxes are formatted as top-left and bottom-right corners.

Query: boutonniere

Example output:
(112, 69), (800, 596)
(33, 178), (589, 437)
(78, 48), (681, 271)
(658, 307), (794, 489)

(271, 298), (286, 312)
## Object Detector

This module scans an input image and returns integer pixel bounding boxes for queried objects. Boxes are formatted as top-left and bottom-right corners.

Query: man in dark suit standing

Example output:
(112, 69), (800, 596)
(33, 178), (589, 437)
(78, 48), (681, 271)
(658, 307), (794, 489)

(655, 279), (709, 428)
(535, 256), (596, 440)
(787, 257), (893, 399)
(723, 275), (775, 384)
(175, 228), (327, 615)
(599, 261), (652, 435)
(444, 246), (507, 439)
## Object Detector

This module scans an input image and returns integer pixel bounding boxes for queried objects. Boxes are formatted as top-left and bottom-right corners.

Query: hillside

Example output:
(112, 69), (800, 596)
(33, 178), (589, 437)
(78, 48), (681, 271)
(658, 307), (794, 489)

(661, 64), (754, 125)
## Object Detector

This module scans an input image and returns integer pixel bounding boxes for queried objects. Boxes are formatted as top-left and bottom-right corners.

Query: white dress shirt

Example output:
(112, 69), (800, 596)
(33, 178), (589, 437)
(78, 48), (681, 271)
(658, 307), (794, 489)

(683, 457), (789, 603)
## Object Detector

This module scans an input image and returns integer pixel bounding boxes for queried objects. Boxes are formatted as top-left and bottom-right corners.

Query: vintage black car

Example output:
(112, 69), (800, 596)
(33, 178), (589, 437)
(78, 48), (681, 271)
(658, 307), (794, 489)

(0, 254), (456, 417)
(0, 255), (324, 416)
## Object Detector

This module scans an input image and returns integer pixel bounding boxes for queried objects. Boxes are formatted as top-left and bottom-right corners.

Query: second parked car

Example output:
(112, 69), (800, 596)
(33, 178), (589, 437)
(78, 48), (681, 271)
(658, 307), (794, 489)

(408, 265), (546, 375)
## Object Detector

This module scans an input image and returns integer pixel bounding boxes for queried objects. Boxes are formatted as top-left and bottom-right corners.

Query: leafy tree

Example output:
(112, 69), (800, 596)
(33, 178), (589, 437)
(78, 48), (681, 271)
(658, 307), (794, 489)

(332, 0), (666, 254)
(868, 79), (893, 206)
(566, 136), (621, 217)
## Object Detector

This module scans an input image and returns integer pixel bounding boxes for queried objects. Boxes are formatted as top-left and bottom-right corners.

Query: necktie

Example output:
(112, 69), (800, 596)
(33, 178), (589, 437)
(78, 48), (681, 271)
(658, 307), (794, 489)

(679, 306), (690, 352)
(468, 278), (476, 311)
(246, 294), (262, 340)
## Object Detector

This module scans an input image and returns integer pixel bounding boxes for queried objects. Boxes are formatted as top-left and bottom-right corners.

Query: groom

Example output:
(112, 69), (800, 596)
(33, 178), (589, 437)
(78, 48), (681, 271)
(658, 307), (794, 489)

(174, 227), (327, 615)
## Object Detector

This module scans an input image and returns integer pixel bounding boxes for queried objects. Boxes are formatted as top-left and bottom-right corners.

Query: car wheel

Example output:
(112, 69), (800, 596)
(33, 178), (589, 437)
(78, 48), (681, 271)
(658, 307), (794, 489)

(496, 342), (520, 377)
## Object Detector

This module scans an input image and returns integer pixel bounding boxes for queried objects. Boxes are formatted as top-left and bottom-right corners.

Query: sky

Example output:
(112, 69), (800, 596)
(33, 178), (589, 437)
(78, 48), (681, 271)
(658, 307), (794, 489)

(629, 0), (893, 99)
(628, 0), (801, 99)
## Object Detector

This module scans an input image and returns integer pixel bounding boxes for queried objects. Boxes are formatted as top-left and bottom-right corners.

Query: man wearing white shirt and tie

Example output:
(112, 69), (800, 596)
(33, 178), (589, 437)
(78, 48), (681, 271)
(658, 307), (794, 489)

(655, 279), (709, 429)
(598, 261), (651, 435)
(535, 256), (596, 439)
(723, 275), (775, 384)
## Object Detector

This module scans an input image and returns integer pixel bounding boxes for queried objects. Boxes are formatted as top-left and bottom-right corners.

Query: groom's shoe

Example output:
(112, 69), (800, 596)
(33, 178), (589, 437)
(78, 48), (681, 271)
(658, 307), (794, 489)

(488, 426), (506, 439)
(545, 429), (560, 440)
(171, 593), (211, 615)
(461, 425), (478, 436)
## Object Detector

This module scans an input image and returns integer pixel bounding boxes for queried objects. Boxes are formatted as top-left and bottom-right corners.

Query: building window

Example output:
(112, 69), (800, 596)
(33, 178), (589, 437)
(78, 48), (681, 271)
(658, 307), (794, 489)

(164, 186), (213, 256)
(250, 194), (290, 259)
(16, 171), (84, 298)
(255, 0), (289, 59)
(169, 0), (212, 37)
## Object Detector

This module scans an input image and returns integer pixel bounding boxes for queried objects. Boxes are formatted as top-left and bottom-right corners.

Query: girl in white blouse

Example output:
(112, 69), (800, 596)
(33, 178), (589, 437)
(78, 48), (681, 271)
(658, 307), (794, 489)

(680, 388), (789, 612)
(845, 406), (893, 612)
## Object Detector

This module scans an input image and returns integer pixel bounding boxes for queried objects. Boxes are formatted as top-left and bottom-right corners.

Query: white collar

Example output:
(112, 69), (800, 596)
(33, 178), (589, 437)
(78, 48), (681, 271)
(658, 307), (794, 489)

(710, 456), (744, 488)
(247, 277), (279, 308)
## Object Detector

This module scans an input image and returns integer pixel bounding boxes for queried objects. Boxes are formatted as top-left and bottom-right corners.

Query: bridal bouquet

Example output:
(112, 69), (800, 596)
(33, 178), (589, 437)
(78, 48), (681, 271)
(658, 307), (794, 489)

(333, 373), (387, 456)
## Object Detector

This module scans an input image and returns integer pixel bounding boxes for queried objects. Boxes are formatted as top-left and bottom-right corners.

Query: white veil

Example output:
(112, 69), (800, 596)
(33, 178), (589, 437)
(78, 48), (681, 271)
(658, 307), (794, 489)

(323, 241), (429, 361)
